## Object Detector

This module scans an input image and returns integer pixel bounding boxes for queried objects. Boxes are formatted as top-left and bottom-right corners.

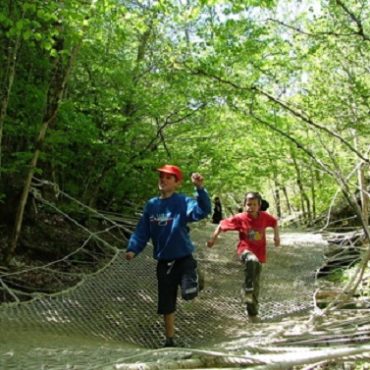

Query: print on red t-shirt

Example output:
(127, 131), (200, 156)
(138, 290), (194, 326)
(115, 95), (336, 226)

(220, 211), (277, 263)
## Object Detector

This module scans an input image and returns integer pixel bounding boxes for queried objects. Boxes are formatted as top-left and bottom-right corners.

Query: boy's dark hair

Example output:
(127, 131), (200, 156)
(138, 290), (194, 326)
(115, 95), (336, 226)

(260, 199), (269, 211)
(244, 192), (262, 206)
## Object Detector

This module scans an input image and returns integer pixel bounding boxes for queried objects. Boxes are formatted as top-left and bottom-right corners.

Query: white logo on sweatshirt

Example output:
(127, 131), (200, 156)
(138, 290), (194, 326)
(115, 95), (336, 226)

(150, 213), (174, 226)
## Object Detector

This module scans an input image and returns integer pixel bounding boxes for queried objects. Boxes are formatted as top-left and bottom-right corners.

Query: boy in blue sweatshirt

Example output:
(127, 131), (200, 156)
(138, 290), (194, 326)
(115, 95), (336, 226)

(125, 164), (211, 347)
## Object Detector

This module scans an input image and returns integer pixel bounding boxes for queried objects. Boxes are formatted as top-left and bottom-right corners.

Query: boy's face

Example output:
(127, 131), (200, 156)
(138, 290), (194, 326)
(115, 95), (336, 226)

(158, 172), (180, 194)
(244, 198), (260, 215)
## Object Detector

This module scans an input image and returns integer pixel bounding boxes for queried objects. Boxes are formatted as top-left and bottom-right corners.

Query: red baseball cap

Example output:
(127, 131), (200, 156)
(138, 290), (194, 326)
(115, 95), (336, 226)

(156, 164), (183, 181)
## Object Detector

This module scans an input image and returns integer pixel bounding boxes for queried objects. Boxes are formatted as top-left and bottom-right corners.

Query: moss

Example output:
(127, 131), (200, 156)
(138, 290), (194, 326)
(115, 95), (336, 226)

(325, 268), (348, 283)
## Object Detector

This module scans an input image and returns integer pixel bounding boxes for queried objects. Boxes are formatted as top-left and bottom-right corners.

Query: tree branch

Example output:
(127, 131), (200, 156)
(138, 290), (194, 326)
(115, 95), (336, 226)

(254, 87), (369, 164)
(190, 67), (369, 164)
(335, 0), (370, 42)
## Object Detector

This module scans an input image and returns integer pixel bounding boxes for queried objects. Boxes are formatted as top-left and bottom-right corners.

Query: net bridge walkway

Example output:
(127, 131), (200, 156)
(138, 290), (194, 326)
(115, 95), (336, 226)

(0, 228), (325, 351)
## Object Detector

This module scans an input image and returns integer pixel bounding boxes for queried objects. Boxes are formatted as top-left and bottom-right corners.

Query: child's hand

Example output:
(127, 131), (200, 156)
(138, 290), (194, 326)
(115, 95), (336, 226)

(125, 251), (136, 260)
(206, 239), (215, 248)
(274, 236), (280, 247)
(191, 172), (204, 188)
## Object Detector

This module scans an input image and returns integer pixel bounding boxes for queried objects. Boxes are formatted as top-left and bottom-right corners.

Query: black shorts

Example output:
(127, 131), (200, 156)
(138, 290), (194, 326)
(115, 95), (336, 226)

(156, 255), (198, 315)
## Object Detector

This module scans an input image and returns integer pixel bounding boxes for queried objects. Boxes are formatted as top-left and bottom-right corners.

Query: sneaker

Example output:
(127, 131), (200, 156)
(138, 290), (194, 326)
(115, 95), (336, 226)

(248, 314), (260, 323)
(163, 337), (176, 348)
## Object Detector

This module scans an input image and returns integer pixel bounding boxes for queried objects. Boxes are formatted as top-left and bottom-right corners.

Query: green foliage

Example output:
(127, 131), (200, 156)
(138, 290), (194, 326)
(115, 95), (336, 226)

(325, 268), (348, 284)
(0, 0), (368, 226)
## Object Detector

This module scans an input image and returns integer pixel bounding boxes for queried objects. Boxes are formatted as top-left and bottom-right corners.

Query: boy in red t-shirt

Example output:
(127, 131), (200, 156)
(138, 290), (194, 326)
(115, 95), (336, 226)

(207, 192), (280, 319)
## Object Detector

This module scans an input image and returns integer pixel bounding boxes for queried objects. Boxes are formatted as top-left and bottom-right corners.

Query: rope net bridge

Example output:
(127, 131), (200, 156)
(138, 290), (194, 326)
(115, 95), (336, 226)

(0, 226), (325, 350)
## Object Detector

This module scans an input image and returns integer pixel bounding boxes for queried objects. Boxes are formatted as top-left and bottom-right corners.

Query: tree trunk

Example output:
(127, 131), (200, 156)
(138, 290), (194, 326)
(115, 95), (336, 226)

(353, 132), (369, 227)
(310, 164), (317, 220)
(0, 23), (21, 175)
(282, 185), (293, 214)
(292, 152), (311, 224)
(85, 163), (115, 210)
(268, 158), (282, 217)
(273, 185), (281, 218)
(122, 20), (153, 121)
(4, 41), (80, 265)
(358, 162), (369, 227)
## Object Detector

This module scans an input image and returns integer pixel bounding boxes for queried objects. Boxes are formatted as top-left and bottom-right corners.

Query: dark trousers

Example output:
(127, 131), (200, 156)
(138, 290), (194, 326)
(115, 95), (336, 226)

(156, 255), (199, 315)
(241, 251), (262, 316)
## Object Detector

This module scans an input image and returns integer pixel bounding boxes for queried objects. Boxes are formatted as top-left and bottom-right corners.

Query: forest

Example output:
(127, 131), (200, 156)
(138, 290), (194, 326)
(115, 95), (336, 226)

(0, 2), (369, 369)
(0, 0), (369, 269)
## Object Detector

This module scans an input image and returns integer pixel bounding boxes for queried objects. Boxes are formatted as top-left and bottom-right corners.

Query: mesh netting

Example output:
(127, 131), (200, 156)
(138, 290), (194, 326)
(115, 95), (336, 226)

(0, 227), (325, 350)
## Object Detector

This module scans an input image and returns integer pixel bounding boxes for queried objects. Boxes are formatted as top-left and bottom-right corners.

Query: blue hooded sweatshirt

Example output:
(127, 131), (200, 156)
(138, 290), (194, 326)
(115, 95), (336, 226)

(127, 188), (211, 260)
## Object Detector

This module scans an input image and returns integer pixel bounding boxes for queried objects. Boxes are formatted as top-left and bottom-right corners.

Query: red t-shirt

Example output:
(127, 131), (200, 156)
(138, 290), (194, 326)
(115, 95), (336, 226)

(219, 211), (278, 263)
